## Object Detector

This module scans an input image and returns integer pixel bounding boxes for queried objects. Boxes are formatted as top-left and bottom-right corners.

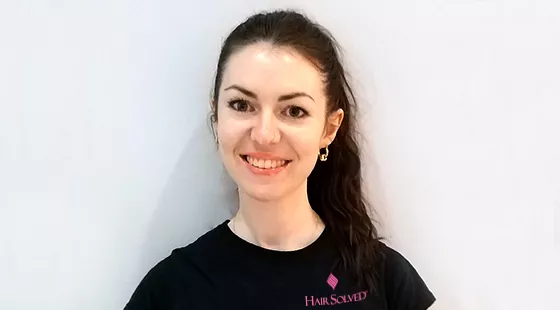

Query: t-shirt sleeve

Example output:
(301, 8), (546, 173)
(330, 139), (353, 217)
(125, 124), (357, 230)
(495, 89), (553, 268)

(124, 259), (171, 310)
(383, 244), (436, 310)
(124, 253), (191, 310)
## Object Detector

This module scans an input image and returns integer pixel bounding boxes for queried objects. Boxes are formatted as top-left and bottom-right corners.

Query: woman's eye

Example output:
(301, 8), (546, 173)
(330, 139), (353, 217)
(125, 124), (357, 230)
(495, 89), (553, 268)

(286, 106), (308, 118)
(228, 99), (252, 112)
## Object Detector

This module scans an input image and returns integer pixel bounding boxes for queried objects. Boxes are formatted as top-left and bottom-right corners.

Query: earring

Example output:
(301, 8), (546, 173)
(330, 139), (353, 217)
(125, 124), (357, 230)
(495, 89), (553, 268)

(318, 146), (329, 162)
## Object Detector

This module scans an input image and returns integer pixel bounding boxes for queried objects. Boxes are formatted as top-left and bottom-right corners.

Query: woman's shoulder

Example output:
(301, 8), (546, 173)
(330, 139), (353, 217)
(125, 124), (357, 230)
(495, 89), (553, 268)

(172, 221), (229, 256)
(377, 241), (420, 273)
(124, 223), (228, 309)
(376, 241), (436, 309)
(150, 220), (230, 279)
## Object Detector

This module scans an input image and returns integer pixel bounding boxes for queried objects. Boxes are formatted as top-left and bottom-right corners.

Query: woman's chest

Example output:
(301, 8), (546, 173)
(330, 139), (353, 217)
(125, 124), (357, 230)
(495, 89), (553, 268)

(208, 266), (386, 309)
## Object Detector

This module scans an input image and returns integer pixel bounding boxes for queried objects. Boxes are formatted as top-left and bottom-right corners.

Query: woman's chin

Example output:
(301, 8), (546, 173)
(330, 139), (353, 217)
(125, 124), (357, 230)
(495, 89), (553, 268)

(241, 186), (286, 202)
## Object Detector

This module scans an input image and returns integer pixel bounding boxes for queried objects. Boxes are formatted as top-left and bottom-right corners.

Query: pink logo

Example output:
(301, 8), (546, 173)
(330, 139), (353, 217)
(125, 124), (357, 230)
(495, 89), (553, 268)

(326, 273), (338, 290)
(304, 273), (368, 306)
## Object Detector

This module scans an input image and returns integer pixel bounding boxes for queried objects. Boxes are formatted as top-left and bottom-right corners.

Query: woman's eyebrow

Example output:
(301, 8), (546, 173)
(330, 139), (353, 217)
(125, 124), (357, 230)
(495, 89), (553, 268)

(224, 84), (315, 102)
(278, 92), (315, 102)
(224, 85), (257, 99)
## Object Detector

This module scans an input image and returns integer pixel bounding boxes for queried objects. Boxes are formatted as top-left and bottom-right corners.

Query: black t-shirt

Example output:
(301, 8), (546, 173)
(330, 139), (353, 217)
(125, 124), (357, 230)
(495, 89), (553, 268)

(124, 220), (435, 309)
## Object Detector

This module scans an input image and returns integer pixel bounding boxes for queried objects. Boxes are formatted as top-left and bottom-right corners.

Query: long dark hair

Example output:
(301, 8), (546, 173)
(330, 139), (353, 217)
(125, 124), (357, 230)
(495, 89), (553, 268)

(210, 10), (382, 292)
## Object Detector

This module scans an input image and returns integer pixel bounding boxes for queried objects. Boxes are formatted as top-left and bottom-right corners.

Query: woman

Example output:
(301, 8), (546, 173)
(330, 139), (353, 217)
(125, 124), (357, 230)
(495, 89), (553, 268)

(125, 10), (435, 309)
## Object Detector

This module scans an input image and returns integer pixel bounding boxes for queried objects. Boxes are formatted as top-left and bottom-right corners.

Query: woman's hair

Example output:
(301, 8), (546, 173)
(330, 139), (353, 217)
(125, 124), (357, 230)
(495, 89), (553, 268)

(210, 10), (382, 292)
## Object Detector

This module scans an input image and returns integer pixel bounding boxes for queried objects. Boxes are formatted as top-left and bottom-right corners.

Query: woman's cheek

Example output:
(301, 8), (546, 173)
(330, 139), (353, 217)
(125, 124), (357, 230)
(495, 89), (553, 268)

(284, 126), (322, 151)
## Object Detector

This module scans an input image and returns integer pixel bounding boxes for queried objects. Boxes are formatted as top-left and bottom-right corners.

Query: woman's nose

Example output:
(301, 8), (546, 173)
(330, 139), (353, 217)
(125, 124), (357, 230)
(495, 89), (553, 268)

(250, 110), (280, 145)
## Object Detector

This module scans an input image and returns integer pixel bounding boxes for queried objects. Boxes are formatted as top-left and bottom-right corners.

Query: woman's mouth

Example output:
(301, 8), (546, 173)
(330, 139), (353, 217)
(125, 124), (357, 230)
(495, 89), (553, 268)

(240, 155), (291, 170)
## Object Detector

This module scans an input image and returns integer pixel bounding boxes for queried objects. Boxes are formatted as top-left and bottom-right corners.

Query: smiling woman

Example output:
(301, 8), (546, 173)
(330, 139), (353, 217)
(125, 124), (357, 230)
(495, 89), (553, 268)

(216, 42), (344, 202)
(124, 9), (435, 310)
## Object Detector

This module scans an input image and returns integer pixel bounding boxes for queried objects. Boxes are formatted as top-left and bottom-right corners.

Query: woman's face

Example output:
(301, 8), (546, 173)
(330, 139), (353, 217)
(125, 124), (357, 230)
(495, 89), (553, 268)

(215, 42), (343, 202)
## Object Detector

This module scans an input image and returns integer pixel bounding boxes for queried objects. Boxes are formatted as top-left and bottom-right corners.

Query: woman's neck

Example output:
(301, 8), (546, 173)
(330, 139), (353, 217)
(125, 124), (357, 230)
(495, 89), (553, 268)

(229, 182), (324, 251)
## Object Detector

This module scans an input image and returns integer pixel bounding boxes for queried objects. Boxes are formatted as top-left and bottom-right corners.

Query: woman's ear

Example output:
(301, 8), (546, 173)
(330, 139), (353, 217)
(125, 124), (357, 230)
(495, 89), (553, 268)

(210, 99), (216, 113)
(210, 99), (219, 144)
(210, 99), (217, 123)
(320, 108), (344, 147)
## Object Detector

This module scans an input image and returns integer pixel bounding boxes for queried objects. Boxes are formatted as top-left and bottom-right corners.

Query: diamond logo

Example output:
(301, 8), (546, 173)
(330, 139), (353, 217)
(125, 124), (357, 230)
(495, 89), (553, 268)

(326, 273), (338, 290)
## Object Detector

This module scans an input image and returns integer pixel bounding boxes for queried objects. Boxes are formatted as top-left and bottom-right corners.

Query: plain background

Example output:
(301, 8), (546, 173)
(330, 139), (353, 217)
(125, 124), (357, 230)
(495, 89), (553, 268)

(1, 0), (559, 309)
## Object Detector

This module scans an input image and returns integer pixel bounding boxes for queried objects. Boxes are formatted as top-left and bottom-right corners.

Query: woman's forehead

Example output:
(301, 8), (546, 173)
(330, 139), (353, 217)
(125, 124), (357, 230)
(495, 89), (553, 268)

(220, 43), (325, 99)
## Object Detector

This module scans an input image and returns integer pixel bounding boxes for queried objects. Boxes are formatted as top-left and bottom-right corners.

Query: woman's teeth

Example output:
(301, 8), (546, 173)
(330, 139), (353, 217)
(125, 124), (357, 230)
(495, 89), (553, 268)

(245, 156), (288, 169)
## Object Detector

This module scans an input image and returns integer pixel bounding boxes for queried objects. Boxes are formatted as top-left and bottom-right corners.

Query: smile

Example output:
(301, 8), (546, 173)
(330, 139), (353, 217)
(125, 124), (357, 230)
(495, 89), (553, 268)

(240, 155), (291, 170)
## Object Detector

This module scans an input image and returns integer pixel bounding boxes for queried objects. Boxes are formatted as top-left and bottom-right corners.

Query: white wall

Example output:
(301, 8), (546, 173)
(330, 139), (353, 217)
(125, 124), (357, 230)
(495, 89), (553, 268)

(1, 1), (558, 309)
